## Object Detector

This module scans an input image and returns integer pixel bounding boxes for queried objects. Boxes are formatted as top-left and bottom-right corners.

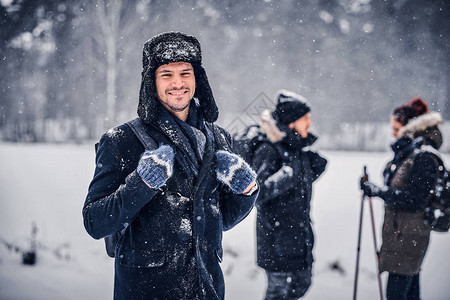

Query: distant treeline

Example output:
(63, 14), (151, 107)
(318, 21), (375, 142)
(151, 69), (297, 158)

(2, 116), (449, 153)
(1, 0), (449, 145)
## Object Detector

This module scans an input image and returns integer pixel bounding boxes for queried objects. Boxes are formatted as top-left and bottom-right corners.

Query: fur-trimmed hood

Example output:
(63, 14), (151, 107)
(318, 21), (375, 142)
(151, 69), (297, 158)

(259, 109), (286, 143)
(259, 109), (318, 149)
(397, 111), (443, 149)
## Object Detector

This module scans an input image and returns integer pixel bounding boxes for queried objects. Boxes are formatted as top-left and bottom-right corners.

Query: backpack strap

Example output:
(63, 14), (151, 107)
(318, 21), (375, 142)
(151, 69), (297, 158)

(208, 123), (232, 152)
(104, 118), (158, 258)
(419, 144), (446, 190)
(239, 124), (260, 138)
(126, 118), (158, 150)
(421, 145), (445, 167)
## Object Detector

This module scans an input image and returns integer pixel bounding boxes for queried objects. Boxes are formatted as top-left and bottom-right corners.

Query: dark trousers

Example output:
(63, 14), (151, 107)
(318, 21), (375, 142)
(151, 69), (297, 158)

(264, 268), (312, 300)
(386, 273), (420, 300)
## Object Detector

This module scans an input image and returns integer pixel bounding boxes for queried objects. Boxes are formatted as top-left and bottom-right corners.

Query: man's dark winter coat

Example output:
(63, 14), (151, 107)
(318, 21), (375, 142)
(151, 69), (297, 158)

(82, 102), (256, 300)
(252, 112), (327, 272)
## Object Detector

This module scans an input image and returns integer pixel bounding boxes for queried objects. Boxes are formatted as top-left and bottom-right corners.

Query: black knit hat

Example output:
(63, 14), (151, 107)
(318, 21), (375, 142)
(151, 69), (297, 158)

(137, 31), (219, 123)
(272, 89), (311, 125)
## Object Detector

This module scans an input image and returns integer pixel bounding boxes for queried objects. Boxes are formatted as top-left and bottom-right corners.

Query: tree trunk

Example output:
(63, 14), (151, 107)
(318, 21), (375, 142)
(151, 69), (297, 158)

(97, 0), (122, 126)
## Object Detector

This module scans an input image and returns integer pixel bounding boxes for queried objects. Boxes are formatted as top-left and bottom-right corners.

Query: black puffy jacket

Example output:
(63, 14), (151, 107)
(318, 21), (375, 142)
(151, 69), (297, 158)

(253, 128), (327, 272)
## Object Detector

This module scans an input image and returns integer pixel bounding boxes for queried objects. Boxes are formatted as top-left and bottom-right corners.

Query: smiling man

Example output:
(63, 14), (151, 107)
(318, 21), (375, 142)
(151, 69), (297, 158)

(83, 32), (258, 300)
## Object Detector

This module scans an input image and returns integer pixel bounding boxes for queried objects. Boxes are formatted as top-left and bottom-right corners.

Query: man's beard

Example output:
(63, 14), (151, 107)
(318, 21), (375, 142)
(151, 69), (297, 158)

(165, 86), (192, 112)
(167, 101), (190, 112)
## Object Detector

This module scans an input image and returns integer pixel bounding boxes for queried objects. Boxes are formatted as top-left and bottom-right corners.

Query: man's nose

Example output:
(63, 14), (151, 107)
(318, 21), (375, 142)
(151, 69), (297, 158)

(171, 75), (184, 87)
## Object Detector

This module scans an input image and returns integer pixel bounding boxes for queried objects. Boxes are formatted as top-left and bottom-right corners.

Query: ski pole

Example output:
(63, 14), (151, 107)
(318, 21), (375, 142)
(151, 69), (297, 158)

(367, 194), (384, 300)
(352, 166), (367, 300)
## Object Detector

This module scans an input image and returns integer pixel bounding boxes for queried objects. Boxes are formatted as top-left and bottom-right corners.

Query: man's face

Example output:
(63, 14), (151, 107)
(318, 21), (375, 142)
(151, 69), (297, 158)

(155, 61), (196, 118)
(288, 112), (312, 138)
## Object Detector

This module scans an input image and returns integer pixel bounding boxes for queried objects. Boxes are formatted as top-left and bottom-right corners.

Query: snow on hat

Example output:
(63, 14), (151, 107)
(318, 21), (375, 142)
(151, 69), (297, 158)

(392, 97), (429, 126)
(272, 89), (311, 126)
(138, 31), (218, 123)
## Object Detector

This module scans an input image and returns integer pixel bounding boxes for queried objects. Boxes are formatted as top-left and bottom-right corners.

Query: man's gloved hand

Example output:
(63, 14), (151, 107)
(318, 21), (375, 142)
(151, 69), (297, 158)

(265, 165), (294, 185)
(360, 181), (385, 198)
(215, 150), (257, 194)
(137, 145), (175, 189)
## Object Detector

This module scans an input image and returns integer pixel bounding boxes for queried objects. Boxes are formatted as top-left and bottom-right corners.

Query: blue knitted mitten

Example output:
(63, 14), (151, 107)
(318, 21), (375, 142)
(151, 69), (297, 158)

(137, 145), (174, 189)
(215, 150), (257, 194)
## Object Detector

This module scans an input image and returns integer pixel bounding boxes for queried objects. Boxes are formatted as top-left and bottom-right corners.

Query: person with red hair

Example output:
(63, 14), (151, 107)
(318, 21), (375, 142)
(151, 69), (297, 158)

(361, 97), (443, 299)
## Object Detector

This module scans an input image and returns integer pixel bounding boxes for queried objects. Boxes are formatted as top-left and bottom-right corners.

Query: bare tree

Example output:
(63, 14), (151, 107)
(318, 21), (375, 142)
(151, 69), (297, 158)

(95, 0), (122, 125)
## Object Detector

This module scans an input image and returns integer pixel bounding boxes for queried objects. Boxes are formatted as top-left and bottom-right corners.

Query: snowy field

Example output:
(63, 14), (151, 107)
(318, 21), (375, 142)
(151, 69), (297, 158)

(0, 143), (449, 300)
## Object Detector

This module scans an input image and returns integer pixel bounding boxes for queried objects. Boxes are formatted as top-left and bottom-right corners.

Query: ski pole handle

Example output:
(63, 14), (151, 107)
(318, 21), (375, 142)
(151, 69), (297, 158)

(362, 165), (368, 183)
(360, 166), (369, 197)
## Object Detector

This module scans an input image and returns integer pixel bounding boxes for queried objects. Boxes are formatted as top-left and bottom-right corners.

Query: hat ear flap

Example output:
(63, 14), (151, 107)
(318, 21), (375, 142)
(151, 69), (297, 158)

(137, 68), (159, 124)
(194, 65), (218, 123)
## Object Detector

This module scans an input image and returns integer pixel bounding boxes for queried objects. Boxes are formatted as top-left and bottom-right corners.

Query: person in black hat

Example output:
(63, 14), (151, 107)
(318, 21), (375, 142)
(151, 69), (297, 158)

(252, 90), (327, 299)
(82, 31), (258, 300)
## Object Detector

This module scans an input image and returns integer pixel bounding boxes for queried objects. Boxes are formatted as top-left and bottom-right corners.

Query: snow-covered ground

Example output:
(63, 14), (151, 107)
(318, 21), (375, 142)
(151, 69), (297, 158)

(0, 143), (449, 300)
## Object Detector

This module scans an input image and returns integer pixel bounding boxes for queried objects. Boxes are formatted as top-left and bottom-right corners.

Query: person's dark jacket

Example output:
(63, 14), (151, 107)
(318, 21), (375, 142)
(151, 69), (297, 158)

(252, 110), (327, 272)
(378, 112), (442, 275)
(82, 102), (257, 300)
